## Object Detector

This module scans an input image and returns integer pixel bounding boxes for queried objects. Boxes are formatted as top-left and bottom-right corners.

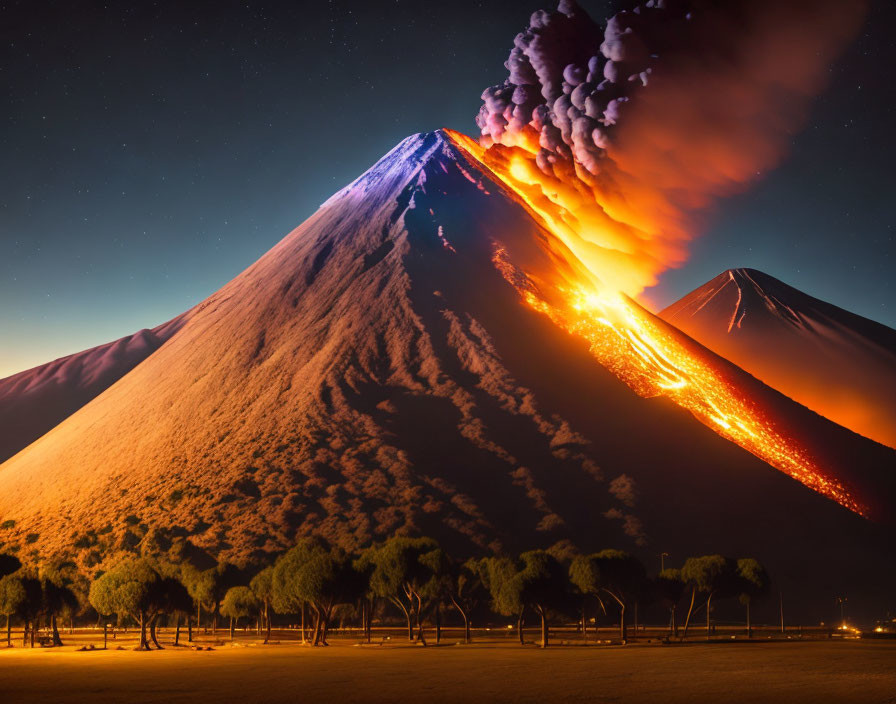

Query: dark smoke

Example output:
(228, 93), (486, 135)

(476, 0), (867, 296)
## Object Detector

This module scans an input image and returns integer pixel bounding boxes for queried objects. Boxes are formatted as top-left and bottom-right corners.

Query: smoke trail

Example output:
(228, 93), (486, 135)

(476, 0), (866, 297)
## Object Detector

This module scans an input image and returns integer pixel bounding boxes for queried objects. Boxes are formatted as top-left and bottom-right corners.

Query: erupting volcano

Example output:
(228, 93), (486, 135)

(0, 0), (893, 616)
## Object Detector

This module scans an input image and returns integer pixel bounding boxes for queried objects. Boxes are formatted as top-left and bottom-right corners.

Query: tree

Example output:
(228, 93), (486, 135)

(569, 554), (602, 639)
(592, 550), (646, 643)
(156, 576), (193, 647)
(361, 537), (444, 645)
(180, 561), (242, 635)
(0, 574), (26, 647)
(39, 568), (78, 646)
(444, 558), (486, 644)
(250, 566), (275, 644)
(655, 568), (685, 637)
(483, 556), (526, 645)
(344, 557), (375, 644)
(89, 559), (163, 650)
(486, 551), (568, 648)
(736, 558), (770, 638)
(272, 538), (353, 646)
(680, 555), (738, 640)
(221, 586), (260, 642)
(180, 564), (215, 633)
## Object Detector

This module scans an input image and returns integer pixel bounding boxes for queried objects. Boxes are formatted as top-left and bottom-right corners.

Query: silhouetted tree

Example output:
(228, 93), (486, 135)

(250, 566), (275, 644)
(736, 558), (770, 638)
(444, 558), (487, 644)
(360, 537), (444, 645)
(680, 555), (738, 640)
(221, 586), (260, 642)
(592, 550), (646, 643)
(569, 554), (602, 639)
(39, 568), (78, 646)
(156, 576), (193, 647)
(89, 559), (163, 650)
(655, 568), (685, 636)
(0, 574), (26, 647)
(486, 551), (568, 648)
(272, 539), (353, 646)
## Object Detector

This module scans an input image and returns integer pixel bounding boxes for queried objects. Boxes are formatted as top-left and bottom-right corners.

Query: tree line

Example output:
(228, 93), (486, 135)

(0, 537), (769, 650)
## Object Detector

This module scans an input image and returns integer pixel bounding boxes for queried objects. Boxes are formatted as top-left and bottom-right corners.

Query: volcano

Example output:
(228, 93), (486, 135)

(661, 268), (896, 449)
(0, 132), (893, 619)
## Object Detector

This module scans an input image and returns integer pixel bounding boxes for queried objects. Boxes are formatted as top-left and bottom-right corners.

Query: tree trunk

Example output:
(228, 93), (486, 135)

(706, 593), (713, 641)
(229, 616), (234, 642)
(540, 610), (548, 648)
(51, 613), (63, 646)
(682, 586), (697, 640)
(187, 613), (193, 643)
(103, 623), (108, 650)
(462, 610), (471, 644)
(581, 604), (587, 640)
(197, 602), (201, 633)
(301, 602), (307, 644)
(264, 601), (270, 645)
(404, 604), (413, 642)
(174, 614), (181, 646)
(138, 612), (149, 650)
(6, 614), (10, 647)
(620, 604), (627, 643)
(150, 615), (163, 649)
(435, 607), (441, 645)
(310, 609), (322, 646)
(212, 610), (218, 635)
(746, 601), (752, 639)
(321, 607), (331, 646)
(517, 610), (525, 645)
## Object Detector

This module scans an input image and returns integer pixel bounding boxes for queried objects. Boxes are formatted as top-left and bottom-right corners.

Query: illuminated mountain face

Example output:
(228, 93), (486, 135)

(0, 132), (893, 618)
(662, 268), (896, 451)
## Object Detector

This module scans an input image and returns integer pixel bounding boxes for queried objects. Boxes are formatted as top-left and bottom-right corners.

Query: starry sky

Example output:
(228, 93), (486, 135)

(1, 0), (893, 378)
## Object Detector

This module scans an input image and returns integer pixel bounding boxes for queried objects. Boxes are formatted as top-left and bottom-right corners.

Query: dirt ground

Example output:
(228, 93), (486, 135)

(1, 632), (894, 704)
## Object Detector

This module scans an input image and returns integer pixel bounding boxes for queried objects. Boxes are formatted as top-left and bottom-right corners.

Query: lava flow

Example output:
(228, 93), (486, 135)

(445, 129), (865, 518)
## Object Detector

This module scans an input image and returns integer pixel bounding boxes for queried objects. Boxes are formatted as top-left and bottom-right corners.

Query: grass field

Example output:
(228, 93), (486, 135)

(1, 629), (895, 704)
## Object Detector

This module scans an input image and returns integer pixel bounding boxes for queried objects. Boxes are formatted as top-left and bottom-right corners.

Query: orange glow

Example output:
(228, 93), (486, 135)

(446, 129), (865, 518)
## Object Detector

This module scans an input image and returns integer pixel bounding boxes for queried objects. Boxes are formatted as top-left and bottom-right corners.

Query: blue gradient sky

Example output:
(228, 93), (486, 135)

(1, 0), (893, 378)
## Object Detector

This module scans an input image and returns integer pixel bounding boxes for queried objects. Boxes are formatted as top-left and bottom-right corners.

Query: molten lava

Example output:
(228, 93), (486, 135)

(445, 129), (865, 518)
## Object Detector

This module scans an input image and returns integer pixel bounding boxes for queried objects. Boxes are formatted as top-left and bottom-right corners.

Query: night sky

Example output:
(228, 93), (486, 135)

(2, 0), (893, 378)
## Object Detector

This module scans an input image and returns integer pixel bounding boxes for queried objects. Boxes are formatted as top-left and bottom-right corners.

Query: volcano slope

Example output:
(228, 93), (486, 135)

(661, 268), (896, 449)
(0, 316), (187, 463)
(0, 131), (892, 619)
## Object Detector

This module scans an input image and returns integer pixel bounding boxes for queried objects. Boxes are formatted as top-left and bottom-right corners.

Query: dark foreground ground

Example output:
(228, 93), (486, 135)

(1, 631), (895, 704)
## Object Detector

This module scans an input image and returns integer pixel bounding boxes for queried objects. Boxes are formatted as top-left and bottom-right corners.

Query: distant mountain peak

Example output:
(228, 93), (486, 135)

(661, 268), (896, 448)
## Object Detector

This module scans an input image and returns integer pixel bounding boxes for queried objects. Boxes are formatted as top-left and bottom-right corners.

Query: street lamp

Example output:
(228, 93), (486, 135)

(660, 552), (669, 572)
(837, 596), (848, 628)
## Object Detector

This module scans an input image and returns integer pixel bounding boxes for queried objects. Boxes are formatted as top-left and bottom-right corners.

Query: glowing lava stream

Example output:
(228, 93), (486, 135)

(445, 129), (865, 518)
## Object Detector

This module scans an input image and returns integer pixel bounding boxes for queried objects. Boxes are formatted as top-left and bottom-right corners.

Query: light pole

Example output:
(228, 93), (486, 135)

(660, 552), (669, 573)
(837, 596), (847, 627)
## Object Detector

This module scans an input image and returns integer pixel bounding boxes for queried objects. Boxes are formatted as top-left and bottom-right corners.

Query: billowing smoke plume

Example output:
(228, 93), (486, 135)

(476, 0), (866, 297)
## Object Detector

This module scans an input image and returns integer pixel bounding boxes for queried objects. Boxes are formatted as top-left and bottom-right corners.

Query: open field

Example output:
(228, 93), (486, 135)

(1, 630), (895, 704)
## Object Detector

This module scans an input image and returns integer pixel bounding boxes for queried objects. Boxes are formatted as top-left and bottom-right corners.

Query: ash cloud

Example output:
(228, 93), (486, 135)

(476, 0), (866, 296)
